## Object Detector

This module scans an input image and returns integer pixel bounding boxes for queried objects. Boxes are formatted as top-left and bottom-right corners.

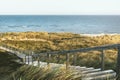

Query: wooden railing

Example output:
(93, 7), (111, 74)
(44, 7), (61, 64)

(45, 44), (120, 79)
(1, 44), (120, 79)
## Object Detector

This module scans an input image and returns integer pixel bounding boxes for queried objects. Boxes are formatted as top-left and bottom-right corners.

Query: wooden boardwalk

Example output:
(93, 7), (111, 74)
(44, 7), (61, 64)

(0, 44), (119, 80)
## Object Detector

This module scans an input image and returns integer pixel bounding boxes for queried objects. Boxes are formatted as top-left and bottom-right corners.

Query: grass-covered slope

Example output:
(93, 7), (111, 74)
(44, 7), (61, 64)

(0, 32), (120, 70)
(1, 32), (120, 52)
(0, 50), (22, 80)
(9, 65), (81, 80)
(0, 50), (82, 80)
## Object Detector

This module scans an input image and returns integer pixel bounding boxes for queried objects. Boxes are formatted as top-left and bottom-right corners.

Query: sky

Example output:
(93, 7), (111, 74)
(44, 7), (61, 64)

(0, 0), (119, 15)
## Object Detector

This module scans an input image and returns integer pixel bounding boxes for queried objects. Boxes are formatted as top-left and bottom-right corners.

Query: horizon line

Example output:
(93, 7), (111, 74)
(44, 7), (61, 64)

(0, 14), (120, 16)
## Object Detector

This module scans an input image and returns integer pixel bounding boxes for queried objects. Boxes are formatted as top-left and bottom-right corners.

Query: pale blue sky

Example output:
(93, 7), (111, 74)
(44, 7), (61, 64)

(0, 0), (119, 15)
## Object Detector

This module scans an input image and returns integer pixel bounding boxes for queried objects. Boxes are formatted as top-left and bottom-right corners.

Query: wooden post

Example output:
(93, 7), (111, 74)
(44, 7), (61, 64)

(57, 54), (60, 63)
(38, 56), (40, 66)
(22, 55), (25, 64)
(30, 52), (32, 64)
(101, 50), (105, 71)
(25, 55), (26, 64)
(73, 53), (77, 66)
(116, 45), (120, 80)
(31, 52), (33, 64)
(47, 53), (49, 65)
(66, 53), (70, 70)
(47, 53), (51, 68)
(28, 53), (30, 65)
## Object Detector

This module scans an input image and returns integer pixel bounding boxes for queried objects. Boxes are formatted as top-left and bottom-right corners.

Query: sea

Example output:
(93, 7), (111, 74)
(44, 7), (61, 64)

(0, 15), (120, 34)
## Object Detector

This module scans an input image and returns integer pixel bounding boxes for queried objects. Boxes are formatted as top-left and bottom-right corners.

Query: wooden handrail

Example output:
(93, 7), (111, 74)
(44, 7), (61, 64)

(47, 44), (120, 54)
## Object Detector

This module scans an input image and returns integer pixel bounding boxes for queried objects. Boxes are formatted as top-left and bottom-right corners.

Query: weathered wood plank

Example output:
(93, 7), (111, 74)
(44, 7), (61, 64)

(82, 68), (101, 74)
(101, 50), (105, 71)
(82, 72), (116, 80)
(84, 70), (114, 77)
(73, 53), (77, 66)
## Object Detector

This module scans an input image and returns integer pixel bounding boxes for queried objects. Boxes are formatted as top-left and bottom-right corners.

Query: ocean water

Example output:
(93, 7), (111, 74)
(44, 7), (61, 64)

(0, 15), (120, 34)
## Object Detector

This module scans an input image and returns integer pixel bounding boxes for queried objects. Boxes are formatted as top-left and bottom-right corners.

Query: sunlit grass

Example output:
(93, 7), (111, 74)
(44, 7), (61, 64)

(0, 32), (120, 70)
(9, 65), (82, 80)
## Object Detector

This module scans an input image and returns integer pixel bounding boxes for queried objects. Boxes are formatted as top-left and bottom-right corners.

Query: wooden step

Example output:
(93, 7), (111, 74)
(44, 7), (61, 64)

(25, 60), (116, 80)
(73, 66), (95, 72)
(82, 72), (116, 80)
(82, 68), (101, 74)
(84, 70), (114, 77)
(82, 70), (116, 80)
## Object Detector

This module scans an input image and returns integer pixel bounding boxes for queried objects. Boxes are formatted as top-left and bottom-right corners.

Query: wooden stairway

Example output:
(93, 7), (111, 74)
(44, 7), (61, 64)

(24, 56), (116, 80)
(0, 46), (117, 80)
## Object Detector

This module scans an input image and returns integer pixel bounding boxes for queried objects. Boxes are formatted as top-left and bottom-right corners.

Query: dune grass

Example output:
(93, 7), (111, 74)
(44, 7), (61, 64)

(0, 32), (119, 80)
(0, 49), (22, 80)
(0, 49), (82, 80)
(0, 32), (120, 70)
(9, 65), (82, 80)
